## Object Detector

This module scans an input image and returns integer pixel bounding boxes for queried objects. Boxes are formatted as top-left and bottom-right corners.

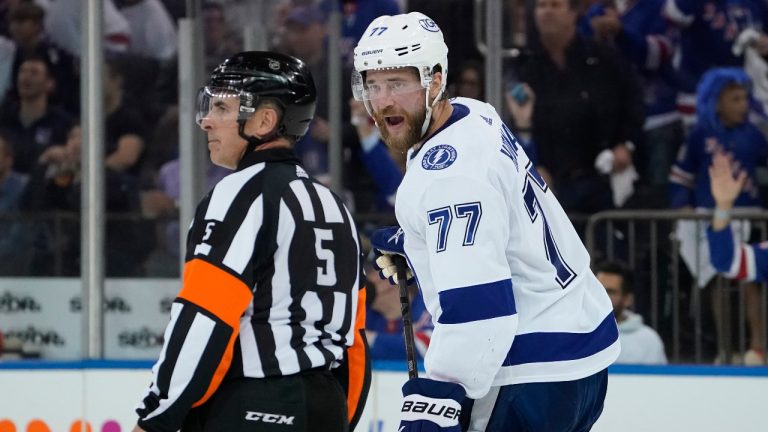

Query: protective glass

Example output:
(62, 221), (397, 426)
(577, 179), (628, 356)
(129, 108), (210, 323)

(351, 69), (425, 102)
(195, 86), (256, 125)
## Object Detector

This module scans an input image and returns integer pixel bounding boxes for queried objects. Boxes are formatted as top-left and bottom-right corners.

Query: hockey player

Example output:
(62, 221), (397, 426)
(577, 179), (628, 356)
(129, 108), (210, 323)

(132, 51), (369, 432)
(353, 12), (620, 432)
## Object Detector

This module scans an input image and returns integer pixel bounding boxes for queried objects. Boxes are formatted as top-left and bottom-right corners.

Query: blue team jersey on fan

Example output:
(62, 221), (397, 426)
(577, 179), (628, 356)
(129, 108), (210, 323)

(709, 226), (768, 282)
(668, 123), (768, 208)
(580, 0), (678, 121)
(665, 0), (768, 93)
(395, 97), (619, 399)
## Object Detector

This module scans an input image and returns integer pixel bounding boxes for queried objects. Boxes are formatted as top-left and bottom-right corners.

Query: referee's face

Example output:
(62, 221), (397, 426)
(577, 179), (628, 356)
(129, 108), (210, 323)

(199, 96), (247, 169)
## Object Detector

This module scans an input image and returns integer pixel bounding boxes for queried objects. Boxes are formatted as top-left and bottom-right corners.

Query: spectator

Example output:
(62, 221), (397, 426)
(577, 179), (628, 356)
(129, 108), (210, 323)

(707, 152), (767, 365)
(0, 0), (18, 37)
(595, 261), (667, 365)
(6, 1), (79, 113)
(279, 5), (333, 181)
(143, 104), (179, 174)
(669, 68), (766, 279)
(104, 57), (148, 177)
(452, 59), (484, 100)
(407, 0), (482, 86)
(365, 262), (431, 361)
(116, 0), (177, 61)
(0, 35), (14, 105)
(151, 156), (230, 259)
(201, 1), (242, 73)
(708, 152), (768, 283)
(580, 0), (682, 192)
(0, 55), (74, 175)
(663, 0), (768, 125)
(22, 124), (151, 276)
(348, 98), (402, 210)
(0, 131), (31, 275)
(669, 68), (767, 364)
(44, 0), (132, 57)
(338, 0), (400, 66)
(507, 0), (645, 213)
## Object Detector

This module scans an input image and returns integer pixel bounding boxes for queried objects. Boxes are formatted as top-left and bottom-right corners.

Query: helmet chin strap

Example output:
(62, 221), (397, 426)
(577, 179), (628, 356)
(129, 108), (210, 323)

(238, 120), (280, 154)
(420, 86), (444, 138)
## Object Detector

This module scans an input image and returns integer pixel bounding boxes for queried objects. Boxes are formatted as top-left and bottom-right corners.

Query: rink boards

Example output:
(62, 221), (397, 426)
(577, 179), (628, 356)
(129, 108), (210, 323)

(0, 361), (766, 432)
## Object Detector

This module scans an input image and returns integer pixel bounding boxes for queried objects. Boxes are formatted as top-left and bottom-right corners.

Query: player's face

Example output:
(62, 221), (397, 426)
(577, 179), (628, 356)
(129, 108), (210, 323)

(717, 85), (749, 128)
(198, 96), (247, 169)
(366, 68), (427, 153)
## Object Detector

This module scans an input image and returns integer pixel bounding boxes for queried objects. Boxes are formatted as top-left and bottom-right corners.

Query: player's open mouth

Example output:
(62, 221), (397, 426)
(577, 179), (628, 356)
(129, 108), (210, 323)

(385, 116), (405, 127)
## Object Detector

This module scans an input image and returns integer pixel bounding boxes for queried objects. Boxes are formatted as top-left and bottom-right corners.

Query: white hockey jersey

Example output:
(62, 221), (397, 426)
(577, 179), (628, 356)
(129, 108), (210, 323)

(396, 97), (620, 399)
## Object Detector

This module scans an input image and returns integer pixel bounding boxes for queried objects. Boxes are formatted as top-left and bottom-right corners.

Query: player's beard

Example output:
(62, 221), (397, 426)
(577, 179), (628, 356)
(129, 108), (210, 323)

(373, 104), (426, 154)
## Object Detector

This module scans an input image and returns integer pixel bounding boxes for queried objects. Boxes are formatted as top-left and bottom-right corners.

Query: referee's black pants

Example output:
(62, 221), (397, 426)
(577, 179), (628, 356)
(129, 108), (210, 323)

(182, 370), (349, 432)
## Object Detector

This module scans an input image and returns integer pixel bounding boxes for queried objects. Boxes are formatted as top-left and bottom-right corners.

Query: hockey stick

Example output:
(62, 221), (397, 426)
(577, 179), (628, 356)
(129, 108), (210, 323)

(393, 255), (418, 379)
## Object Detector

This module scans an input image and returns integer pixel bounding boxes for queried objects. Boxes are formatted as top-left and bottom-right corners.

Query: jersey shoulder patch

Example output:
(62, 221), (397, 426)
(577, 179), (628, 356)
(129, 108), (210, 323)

(422, 144), (458, 170)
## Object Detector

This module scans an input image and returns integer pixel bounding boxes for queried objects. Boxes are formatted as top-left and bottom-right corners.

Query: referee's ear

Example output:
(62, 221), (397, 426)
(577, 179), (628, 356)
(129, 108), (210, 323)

(244, 103), (281, 138)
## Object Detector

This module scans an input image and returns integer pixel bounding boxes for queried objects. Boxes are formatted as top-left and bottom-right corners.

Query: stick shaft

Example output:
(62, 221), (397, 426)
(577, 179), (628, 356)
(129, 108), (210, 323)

(393, 255), (418, 379)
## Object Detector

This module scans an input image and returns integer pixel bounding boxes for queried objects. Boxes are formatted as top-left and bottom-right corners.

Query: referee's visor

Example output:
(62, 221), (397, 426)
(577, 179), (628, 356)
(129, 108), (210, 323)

(196, 86), (256, 125)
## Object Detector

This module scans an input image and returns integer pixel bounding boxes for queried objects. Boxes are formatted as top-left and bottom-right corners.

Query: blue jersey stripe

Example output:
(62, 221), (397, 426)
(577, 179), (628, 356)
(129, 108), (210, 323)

(503, 313), (618, 366)
(438, 279), (516, 324)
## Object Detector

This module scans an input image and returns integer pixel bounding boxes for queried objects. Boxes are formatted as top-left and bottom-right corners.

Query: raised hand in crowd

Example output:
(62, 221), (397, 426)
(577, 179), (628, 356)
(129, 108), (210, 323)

(709, 152), (747, 230)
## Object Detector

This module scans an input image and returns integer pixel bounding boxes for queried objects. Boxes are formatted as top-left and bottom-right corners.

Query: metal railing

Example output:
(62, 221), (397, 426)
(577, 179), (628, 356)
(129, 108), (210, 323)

(586, 209), (768, 364)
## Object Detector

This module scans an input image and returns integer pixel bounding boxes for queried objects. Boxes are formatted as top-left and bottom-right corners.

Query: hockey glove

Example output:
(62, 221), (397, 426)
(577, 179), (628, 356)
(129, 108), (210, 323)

(370, 226), (415, 285)
(399, 378), (465, 432)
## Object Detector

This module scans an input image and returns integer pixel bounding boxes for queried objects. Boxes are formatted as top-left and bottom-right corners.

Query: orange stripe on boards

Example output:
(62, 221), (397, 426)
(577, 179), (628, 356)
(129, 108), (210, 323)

(68, 421), (92, 432)
(25, 420), (50, 432)
(0, 419), (16, 432)
(179, 259), (253, 328)
(346, 287), (368, 422)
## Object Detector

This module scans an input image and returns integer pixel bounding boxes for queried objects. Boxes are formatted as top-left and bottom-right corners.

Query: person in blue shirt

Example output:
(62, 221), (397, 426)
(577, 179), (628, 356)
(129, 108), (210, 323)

(669, 68), (767, 211)
(349, 98), (402, 211)
(580, 0), (682, 189)
(708, 151), (768, 283)
(664, 0), (768, 124)
(364, 261), (432, 361)
(669, 68), (768, 364)
(707, 151), (767, 365)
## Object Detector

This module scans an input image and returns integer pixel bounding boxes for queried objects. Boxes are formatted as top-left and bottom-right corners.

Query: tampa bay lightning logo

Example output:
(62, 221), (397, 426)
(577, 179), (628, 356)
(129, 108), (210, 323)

(419, 18), (440, 32)
(422, 145), (457, 170)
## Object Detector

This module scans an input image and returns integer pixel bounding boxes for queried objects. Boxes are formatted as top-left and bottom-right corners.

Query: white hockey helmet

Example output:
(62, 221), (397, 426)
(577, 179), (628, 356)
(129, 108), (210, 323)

(352, 12), (449, 136)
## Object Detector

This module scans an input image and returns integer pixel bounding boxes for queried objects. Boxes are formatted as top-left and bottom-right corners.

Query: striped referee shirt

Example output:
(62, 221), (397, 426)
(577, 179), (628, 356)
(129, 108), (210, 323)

(136, 147), (362, 432)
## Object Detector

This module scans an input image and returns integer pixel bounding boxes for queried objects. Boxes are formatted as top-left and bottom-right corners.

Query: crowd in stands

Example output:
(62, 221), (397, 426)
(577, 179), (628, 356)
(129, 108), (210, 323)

(0, 0), (767, 365)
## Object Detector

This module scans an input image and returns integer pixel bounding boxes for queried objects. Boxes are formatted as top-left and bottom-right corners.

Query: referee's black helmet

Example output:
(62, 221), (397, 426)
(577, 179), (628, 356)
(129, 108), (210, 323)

(198, 51), (317, 142)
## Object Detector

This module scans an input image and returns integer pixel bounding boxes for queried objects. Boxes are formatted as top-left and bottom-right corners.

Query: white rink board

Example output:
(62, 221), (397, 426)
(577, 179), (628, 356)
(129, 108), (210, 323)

(0, 365), (766, 431)
(0, 278), (179, 359)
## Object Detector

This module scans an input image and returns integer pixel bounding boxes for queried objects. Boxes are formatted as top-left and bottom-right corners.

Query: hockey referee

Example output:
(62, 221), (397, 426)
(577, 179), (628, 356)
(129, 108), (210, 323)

(133, 51), (370, 432)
